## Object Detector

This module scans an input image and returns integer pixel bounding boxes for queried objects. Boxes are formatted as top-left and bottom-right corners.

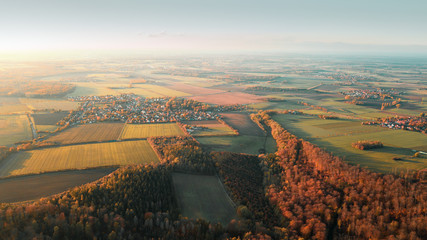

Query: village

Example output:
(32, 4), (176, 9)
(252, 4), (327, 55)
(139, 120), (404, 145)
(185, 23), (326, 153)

(363, 113), (427, 133)
(63, 94), (245, 125)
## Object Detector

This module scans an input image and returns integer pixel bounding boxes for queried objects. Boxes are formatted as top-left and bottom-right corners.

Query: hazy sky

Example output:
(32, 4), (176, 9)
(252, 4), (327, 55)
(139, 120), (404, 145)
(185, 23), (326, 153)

(1, 0), (427, 54)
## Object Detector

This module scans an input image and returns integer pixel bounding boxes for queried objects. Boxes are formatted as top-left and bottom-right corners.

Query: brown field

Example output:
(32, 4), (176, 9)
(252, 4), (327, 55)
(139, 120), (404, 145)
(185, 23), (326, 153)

(0, 168), (116, 203)
(120, 123), (186, 139)
(46, 123), (125, 144)
(32, 111), (68, 125)
(220, 113), (265, 136)
(0, 140), (158, 177)
(188, 92), (263, 105)
(172, 173), (236, 225)
(167, 82), (224, 96)
(184, 120), (236, 136)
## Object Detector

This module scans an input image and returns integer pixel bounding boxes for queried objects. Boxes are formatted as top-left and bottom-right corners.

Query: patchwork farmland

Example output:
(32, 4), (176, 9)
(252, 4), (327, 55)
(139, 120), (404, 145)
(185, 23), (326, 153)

(0, 140), (159, 177)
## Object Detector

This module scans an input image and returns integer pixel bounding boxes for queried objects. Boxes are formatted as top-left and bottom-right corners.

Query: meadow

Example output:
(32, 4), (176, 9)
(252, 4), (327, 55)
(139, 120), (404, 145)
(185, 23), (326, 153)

(220, 112), (265, 136)
(273, 114), (427, 173)
(185, 120), (236, 137)
(46, 123), (125, 144)
(32, 111), (68, 125)
(0, 140), (159, 177)
(120, 123), (186, 139)
(172, 172), (236, 226)
(197, 135), (277, 155)
(0, 115), (32, 146)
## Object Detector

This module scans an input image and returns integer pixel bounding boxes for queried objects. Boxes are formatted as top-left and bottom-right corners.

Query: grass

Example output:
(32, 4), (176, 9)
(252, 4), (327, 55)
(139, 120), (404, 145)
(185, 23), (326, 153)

(0, 168), (116, 203)
(120, 123), (186, 139)
(0, 140), (159, 177)
(0, 115), (32, 146)
(186, 120), (236, 137)
(197, 135), (277, 155)
(220, 112), (265, 136)
(20, 98), (79, 111)
(46, 123), (125, 144)
(172, 172), (236, 225)
(273, 114), (427, 173)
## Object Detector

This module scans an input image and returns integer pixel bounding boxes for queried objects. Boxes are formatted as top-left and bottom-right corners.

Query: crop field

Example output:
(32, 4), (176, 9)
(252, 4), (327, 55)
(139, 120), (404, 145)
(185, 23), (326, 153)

(172, 173), (236, 225)
(0, 140), (159, 177)
(220, 113), (265, 136)
(47, 123), (125, 144)
(188, 92), (263, 105)
(46, 123), (125, 144)
(0, 167), (116, 203)
(20, 98), (79, 111)
(197, 135), (277, 155)
(0, 115), (32, 146)
(167, 82), (224, 96)
(273, 114), (427, 173)
(120, 123), (186, 139)
(32, 111), (68, 125)
(0, 98), (30, 114)
(185, 120), (236, 136)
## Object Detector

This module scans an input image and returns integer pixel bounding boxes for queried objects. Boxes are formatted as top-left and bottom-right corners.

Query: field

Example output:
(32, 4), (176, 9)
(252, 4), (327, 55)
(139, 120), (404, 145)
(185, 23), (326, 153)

(185, 120), (236, 136)
(120, 123), (186, 139)
(0, 97), (30, 114)
(0, 115), (32, 146)
(172, 173), (236, 225)
(188, 92), (263, 105)
(167, 82), (225, 96)
(32, 111), (68, 125)
(0, 140), (159, 177)
(20, 98), (79, 111)
(220, 113), (265, 136)
(273, 114), (427, 173)
(46, 123), (125, 144)
(0, 168), (116, 203)
(197, 135), (277, 155)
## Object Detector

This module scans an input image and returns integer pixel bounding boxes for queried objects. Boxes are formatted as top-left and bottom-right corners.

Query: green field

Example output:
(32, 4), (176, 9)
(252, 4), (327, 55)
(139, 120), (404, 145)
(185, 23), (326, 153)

(120, 123), (186, 139)
(273, 114), (427, 173)
(197, 135), (277, 155)
(186, 120), (236, 136)
(0, 115), (33, 146)
(172, 173), (236, 225)
(0, 140), (159, 177)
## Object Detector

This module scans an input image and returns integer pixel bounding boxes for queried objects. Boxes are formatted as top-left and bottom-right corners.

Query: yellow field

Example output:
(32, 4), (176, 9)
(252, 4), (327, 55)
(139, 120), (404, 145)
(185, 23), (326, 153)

(0, 97), (30, 114)
(0, 140), (159, 177)
(20, 98), (79, 111)
(120, 123), (186, 139)
(0, 115), (32, 146)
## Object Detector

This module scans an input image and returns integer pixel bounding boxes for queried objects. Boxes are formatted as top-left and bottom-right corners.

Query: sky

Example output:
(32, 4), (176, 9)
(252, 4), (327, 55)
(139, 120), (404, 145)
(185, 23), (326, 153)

(1, 0), (427, 55)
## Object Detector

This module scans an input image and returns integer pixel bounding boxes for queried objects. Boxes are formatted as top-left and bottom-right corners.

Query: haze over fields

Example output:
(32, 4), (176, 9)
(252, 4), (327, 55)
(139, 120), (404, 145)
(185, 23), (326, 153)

(0, 1), (426, 240)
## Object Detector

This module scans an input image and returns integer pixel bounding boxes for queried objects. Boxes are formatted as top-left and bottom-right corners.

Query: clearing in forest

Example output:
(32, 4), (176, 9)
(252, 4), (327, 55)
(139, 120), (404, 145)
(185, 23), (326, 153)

(172, 172), (236, 226)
